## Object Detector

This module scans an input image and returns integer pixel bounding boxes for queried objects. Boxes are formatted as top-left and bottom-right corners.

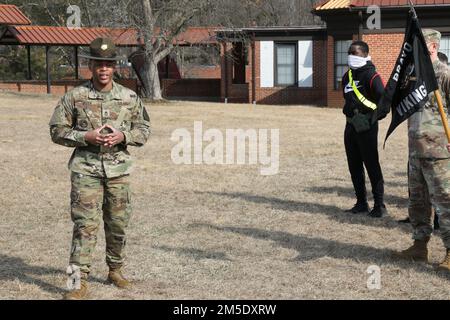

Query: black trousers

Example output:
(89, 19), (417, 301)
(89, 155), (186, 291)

(344, 122), (384, 206)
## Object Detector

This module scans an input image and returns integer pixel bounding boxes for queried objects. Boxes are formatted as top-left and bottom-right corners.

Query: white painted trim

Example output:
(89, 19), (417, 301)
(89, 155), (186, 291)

(298, 40), (313, 88)
(260, 41), (274, 88)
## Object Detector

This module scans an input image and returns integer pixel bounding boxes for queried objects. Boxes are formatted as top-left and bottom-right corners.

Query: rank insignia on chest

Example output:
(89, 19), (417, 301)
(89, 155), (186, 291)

(103, 110), (111, 118)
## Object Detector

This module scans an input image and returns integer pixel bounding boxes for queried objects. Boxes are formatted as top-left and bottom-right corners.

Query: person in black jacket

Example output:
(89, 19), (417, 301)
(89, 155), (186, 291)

(342, 41), (388, 218)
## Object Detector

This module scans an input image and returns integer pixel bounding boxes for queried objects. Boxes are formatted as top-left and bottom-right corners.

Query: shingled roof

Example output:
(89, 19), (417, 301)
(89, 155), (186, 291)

(314, 0), (450, 11)
(0, 26), (217, 47)
(0, 4), (31, 25)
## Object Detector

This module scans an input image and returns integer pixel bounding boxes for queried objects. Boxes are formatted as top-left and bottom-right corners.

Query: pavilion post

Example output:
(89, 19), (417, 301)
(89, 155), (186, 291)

(251, 38), (256, 104)
(74, 46), (79, 80)
(27, 45), (32, 80)
(46, 46), (51, 94)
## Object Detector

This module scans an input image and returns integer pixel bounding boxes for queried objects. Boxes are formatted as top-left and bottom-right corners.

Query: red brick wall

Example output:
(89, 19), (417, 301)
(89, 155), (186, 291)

(0, 79), (138, 96)
(362, 33), (404, 85)
(162, 78), (221, 98)
(184, 66), (221, 79)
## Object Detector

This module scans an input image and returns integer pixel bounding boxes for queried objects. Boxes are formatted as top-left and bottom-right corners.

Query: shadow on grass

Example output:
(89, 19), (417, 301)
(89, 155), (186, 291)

(306, 186), (408, 208)
(189, 223), (450, 280)
(327, 177), (408, 189)
(196, 191), (410, 231)
(0, 254), (105, 296)
(152, 245), (232, 262)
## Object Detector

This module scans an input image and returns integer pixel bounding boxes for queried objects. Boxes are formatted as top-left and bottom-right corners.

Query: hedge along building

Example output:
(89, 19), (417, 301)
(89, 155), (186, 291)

(218, 0), (450, 107)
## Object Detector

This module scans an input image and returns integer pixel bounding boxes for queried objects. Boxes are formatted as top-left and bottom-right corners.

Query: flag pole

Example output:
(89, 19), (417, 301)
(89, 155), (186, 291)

(408, 0), (417, 18)
(435, 90), (450, 143)
(408, 0), (450, 143)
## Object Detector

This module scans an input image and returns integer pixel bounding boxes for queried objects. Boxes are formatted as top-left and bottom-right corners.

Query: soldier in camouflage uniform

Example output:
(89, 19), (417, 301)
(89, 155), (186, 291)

(396, 30), (450, 271)
(49, 38), (150, 299)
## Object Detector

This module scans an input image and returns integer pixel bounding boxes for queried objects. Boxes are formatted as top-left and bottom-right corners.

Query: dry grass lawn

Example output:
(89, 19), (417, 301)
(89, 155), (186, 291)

(0, 90), (449, 300)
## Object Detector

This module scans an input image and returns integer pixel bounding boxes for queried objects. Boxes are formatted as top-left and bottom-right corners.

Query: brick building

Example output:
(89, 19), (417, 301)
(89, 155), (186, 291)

(218, 0), (450, 107)
(2, 2), (450, 106)
(217, 26), (328, 104)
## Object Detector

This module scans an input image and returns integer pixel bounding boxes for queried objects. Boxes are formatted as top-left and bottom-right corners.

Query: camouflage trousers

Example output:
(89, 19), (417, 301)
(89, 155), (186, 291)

(69, 172), (132, 275)
(409, 157), (450, 248)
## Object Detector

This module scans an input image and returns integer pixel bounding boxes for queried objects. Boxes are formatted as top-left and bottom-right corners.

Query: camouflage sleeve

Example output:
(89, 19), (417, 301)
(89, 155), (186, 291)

(441, 67), (450, 104)
(122, 96), (151, 147)
(49, 93), (88, 148)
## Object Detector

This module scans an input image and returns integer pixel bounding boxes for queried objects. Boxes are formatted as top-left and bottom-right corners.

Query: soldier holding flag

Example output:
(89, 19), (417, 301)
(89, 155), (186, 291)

(393, 29), (450, 270)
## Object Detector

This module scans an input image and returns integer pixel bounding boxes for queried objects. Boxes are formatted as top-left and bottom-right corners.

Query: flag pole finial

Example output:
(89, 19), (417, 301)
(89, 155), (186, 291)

(408, 0), (418, 18)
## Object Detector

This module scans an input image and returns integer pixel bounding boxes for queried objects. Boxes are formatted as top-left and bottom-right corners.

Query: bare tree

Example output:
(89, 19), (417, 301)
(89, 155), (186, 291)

(135, 0), (209, 100)
(192, 0), (321, 27)
(81, 0), (211, 100)
(7, 0), (322, 97)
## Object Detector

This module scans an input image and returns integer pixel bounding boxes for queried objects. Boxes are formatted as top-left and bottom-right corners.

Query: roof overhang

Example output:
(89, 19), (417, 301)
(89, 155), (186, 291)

(312, 0), (450, 16)
(0, 26), (142, 47)
(0, 5), (31, 25)
(216, 26), (327, 41)
(0, 26), (219, 47)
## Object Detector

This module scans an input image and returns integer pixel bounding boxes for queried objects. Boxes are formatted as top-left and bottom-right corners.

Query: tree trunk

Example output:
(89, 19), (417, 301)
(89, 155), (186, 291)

(149, 58), (163, 100)
(140, 0), (163, 100)
(141, 53), (153, 98)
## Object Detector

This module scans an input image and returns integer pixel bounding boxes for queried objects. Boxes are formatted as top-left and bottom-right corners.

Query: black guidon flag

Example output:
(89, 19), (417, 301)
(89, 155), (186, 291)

(380, 11), (439, 144)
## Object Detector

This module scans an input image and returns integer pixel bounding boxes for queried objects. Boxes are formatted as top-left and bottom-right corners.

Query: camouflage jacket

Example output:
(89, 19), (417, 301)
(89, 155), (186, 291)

(408, 60), (450, 159)
(49, 81), (151, 178)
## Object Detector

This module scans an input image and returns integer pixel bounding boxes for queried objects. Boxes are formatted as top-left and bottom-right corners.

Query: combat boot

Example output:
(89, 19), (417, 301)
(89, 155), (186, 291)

(63, 278), (89, 300)
(438, 249), (450, 271)
(107, 267), (131, 289)
(395, 238), (430, 262)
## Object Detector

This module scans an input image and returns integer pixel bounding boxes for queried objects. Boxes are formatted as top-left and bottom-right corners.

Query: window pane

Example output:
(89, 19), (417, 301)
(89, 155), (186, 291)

(337, 66), (348, 78)
(277, 45), (295, 64)
(335, 65), (349, 89)
(441, 36), (450, 65)
(277, 66), (295, 85)
(276, 44), (296, 85)
(335, 40), (352, 89)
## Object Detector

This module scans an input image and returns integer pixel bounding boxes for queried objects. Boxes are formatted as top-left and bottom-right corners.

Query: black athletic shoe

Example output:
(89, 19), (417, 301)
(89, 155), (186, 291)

(369, 204), (387, 218)
(345, 202), (369, 214)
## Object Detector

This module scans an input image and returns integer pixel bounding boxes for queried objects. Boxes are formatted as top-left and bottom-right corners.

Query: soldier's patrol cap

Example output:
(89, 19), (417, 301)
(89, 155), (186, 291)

(79, 37), (125, 61)
(423, 29), (441, 44)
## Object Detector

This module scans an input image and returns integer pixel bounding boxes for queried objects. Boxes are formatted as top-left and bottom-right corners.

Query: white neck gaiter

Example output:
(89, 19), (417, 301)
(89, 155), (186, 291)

(348, 55), (371, 69)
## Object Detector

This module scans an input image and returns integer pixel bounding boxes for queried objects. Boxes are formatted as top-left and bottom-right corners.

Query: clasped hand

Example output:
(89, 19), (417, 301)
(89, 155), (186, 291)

(85, 124), (125, 148)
